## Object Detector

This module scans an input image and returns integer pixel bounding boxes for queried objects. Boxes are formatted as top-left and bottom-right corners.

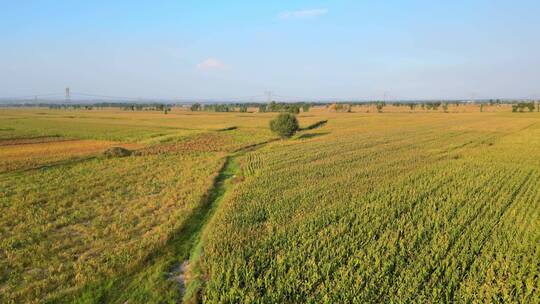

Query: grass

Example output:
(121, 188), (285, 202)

(0, 108), (275, 303)
(182, 156), (240, 303)
(1, 107), (539, 303)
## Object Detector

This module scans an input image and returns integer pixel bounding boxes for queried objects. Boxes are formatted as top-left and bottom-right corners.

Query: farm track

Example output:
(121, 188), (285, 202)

(177, 138), (277, 303)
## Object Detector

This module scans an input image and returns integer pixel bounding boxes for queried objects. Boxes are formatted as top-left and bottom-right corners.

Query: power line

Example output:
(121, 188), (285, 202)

(0, 93), (64, 100)
(2, 88), (538, 103)
(71, 92), (143, 101)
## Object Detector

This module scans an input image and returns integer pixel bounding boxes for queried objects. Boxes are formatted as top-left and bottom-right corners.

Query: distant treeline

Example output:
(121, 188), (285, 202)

(47, 103), (174, 112)
(0, 102), (173, 109)
(1, 99), (538, 114)
(190, 101), (310, 113)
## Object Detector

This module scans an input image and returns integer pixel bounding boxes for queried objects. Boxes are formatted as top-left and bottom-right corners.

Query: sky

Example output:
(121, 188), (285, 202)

(1, 0), (539, 101)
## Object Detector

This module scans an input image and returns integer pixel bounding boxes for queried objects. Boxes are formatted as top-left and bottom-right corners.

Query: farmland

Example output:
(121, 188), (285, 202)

(1, 106), (539, 303)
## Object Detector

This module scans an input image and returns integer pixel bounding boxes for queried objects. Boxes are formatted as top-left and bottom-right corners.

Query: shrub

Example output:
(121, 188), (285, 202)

(103, 147), (133, 158)
(269, 113), (299, 138)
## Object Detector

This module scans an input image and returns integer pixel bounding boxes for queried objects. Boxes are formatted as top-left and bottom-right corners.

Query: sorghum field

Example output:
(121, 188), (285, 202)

(1, 106), (539, 303)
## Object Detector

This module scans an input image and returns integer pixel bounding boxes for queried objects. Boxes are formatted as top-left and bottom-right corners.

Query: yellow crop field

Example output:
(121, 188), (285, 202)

(200, 111), (540, 303)
(1, 108), (539, 303)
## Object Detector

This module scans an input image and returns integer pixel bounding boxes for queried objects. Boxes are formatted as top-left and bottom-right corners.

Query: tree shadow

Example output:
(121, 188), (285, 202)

(297, 132), (330, 140)
(300, 120), (328, 131)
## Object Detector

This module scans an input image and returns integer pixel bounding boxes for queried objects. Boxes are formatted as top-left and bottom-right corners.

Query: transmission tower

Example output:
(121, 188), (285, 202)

(65, 87), (71, 103)
(265, 91), (273, 103)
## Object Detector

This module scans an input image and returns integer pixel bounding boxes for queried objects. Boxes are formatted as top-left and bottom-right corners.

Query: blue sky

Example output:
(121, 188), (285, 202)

(1, 0), (539, 100)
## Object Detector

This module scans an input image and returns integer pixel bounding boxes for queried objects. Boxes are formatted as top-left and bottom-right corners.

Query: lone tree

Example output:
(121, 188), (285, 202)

(269, 113), (299, 138)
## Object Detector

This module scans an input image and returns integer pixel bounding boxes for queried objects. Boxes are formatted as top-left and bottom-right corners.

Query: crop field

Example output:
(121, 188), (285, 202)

(1, 107), (539, 303)
(0, 108), (274, 303)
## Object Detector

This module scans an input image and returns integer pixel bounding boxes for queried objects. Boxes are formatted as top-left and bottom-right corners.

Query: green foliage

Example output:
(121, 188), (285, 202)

(442, 103), (449, 112)
(376, 102), (384, 113)
(190, 103), (201, 111)
(425, 102), (441, 111)
(267, 101), (278, 112)
(302, 104), (310, 112)
(203, 104), (233, 112)
(265, 101), (302, 114)
(512, 102), (535, 113)
(288, 105), (300, 114)
(269, 113), (299, 138)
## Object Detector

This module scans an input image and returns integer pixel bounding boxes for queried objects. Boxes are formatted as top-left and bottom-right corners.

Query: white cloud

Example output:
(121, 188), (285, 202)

(197, 58), (225, 70)
(278, 8), (328, 20)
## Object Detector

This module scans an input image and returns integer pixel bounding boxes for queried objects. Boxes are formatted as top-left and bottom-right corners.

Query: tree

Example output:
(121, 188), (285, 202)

(288, 105), (300, 114)
(376, 102), (384, 113)
(302, 104), (310, 112)
(268, 101), (278, 112)
(259, 104), (267, 113)
(191, 103), (201, 111)
(269, 113), (299, 138)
